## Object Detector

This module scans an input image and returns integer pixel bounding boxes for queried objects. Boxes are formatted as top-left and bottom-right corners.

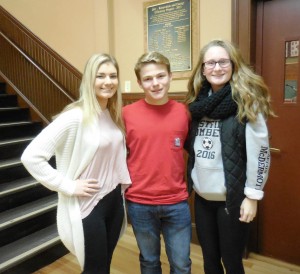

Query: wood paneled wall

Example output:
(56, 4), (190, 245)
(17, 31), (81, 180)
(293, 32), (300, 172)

(122, 92), (187, 105)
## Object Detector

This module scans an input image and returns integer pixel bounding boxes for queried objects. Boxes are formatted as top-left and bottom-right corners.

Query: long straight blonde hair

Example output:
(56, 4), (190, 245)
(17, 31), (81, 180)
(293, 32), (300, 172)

(62, 53), (125, 133)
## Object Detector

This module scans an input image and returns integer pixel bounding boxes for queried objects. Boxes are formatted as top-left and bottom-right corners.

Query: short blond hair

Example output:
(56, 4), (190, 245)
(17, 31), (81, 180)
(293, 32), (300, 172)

(134, 52), (171, 81)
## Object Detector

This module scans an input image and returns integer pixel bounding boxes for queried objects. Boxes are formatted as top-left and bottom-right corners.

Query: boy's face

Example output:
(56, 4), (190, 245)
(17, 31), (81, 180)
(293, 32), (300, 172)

(138, 63), (172, 105)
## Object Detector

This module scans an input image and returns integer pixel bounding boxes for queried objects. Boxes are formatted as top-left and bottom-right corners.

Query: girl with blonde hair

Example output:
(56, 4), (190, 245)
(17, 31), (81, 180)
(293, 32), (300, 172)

(185, 39), (275, 274)
(22, 53), (131, 273)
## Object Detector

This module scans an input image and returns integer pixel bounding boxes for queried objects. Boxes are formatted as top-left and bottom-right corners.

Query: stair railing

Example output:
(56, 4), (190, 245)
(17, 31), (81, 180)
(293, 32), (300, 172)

(0, 6), (81, 123)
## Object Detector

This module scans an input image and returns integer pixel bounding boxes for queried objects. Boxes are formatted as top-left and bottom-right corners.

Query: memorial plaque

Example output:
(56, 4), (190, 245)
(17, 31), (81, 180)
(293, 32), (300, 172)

(144, 0), (199, 79)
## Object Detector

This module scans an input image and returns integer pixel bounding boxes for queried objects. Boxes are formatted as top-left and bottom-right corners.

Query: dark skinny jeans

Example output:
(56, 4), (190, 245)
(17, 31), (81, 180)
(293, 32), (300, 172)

(82, 185), (124, 274)
(195, 194), (250, 274)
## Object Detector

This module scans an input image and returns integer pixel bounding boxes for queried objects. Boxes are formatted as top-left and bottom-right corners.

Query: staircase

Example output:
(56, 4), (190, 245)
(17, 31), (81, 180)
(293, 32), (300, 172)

(0, 82), (68, 274)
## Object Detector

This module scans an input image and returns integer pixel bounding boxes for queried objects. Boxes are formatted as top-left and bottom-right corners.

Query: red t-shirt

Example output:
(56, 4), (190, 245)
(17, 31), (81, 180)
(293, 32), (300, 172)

(123, 99), (189, 204)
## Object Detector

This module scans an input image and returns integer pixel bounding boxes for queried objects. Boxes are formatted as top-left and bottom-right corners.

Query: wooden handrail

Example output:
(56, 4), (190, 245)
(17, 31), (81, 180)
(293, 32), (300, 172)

(0, 5), (81, 97)
(1, 32), (74, 102)
(0, 5), (82, 123)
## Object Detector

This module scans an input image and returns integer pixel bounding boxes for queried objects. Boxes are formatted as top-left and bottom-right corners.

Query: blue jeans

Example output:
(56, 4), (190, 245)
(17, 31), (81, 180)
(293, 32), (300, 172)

(127, 200), (192, 274)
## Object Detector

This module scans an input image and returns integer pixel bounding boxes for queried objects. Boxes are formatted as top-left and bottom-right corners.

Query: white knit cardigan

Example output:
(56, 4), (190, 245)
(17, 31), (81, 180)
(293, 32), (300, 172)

(21, 107), (127, 269)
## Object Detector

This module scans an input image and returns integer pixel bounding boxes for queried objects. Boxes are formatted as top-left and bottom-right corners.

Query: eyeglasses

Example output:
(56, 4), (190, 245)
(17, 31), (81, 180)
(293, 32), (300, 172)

(203, 59), (231, 69)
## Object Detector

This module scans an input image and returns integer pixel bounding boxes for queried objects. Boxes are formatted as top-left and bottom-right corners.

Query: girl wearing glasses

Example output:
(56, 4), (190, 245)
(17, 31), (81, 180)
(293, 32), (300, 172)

(185, 39), (275, 274)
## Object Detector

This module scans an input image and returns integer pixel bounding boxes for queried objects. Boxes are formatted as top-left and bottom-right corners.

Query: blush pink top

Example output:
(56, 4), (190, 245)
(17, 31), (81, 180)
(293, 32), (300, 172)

(78, 109), (131, 219)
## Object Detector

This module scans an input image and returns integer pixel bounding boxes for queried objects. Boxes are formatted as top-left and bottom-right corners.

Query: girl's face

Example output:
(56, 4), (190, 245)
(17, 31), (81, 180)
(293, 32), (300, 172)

(202, 46), (233, 92)
(94, 62), (118, 109)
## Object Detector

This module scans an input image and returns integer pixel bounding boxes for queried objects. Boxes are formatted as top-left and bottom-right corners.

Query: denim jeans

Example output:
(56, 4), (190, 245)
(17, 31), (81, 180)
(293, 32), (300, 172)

(127, 200), (192, 274)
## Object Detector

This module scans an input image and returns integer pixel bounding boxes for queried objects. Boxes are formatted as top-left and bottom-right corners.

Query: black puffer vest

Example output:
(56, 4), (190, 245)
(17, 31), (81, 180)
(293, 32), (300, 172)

(186, 115), (247, 212)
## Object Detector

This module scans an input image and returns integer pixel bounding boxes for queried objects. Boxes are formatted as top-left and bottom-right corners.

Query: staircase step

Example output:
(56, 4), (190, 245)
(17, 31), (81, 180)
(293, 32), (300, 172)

(0, 157), (30, 184)
(0, 107), (30, 123)
(0, 137), (33, 146)
(1, 243), (68, 274)
(0, 194), (57, 231)
(0, 209), (57, 248)
(0, 137), (33, 160)
(0, 156), (56, 185)
(0, 195), (57, 247)
(0, 81), (65, 273)
(0, 94), (18, 107)
(0, 158), (30, 183)
(0, 177), (39, 198)
(0, 121), (43, 141)
(0, 224), (61, 273)
(0, 180), (54, 212)
(0, 157), (22, 168)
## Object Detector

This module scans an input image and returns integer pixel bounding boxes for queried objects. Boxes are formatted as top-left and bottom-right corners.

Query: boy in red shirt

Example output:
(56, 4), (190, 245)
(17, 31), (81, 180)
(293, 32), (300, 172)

(123, 52), (191, 274)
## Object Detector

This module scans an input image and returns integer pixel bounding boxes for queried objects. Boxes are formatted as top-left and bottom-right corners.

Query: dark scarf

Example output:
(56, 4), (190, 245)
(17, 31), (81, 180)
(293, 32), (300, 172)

(189, 81), (237, 121)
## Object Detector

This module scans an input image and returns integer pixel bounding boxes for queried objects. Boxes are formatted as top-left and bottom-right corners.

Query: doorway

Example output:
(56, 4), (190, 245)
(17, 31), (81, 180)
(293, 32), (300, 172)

(254, 0), (300, 265)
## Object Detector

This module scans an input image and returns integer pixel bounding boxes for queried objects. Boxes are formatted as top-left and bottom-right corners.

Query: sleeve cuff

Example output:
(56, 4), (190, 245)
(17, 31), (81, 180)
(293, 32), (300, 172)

(244, 187), (264, 200)
(58, 178), (77, 196)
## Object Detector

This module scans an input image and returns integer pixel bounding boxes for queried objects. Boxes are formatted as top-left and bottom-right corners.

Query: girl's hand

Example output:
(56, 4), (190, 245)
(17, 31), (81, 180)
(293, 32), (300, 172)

(73, 179), (100, 197)
(239, 197), (258, 223)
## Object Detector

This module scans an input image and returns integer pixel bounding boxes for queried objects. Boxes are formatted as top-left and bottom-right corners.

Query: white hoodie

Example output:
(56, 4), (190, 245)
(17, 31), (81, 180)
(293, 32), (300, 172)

(191, 113), (270, 201)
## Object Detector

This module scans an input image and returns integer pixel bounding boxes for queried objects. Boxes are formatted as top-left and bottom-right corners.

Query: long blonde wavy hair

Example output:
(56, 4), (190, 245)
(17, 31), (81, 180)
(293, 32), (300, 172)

(186, 39), (276, 122)
(61, 53), (125, 133)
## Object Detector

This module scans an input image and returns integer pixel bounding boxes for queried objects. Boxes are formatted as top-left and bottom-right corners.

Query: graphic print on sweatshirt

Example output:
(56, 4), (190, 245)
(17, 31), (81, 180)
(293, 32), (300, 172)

(256, 146), (270, 189)
(195, 120), (221, 161)
(192, 119), (227, 200)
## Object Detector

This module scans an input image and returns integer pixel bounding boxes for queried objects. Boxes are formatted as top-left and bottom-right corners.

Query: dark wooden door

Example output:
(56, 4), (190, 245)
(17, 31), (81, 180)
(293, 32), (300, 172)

(256, 0), (300, 265)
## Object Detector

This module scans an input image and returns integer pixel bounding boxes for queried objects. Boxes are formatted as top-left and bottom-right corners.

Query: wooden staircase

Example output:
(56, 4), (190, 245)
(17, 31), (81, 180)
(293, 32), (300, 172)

(0, 82), (68, 274)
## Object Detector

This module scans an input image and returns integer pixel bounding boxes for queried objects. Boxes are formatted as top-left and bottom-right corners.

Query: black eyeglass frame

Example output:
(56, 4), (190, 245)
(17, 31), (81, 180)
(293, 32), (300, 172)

(202, 59), (232, 69)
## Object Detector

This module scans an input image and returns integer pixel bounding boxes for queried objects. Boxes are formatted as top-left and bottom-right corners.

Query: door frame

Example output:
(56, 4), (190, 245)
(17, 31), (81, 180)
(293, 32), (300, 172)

(231, 0), (258, 65)
(231, 0), (264, 253)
